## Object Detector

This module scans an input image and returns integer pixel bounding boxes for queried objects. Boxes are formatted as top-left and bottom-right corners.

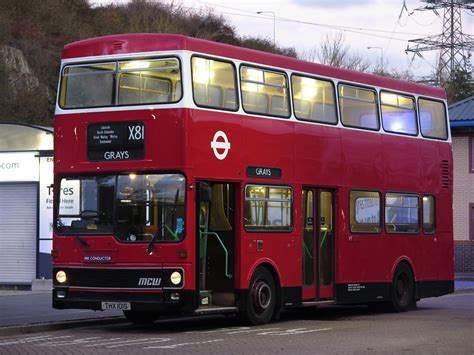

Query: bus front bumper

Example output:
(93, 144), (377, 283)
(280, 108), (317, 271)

(53, 288), (195, 313)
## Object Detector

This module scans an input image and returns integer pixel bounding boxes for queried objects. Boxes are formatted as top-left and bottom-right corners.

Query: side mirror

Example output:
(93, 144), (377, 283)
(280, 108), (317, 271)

(198, 183), (212, 203)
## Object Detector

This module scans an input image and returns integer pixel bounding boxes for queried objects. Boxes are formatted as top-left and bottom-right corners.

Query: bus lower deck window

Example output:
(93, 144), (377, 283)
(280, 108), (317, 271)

(349, 190), (381, 233)
(385, 193), (419, 234)
(244, 185), (293, 231)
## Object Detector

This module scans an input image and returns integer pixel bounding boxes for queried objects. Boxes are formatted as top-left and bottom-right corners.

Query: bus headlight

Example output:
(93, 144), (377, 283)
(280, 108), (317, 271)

(170, 271), (182, 285)
(56, 270), (67, 284)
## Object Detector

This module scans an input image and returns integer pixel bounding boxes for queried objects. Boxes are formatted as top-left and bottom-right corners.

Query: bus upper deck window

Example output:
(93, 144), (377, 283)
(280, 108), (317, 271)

(59, 58), (182, 109)
(292, 75), (337, 124)
(339, 84), (379, 131)
(381, 92), (417, 136)
(118, 58), (181, 105)
(419, 98), (448, 140)
(192, 57), (238, 111)
(241, 66), (290, 118)
(60, 62), (116, 108)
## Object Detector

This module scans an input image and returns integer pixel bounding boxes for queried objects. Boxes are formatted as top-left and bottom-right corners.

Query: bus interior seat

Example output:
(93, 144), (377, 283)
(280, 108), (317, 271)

(294, 99), (311, 119)
(270, 96), (289, 116)
(173, 81), (182, 101)
(359, 113), (379, 129)
(224, 88), (237, 109)
(194, 83), (223, 107)
(312, 102), (337, 123)
(242, 91), (269, 114)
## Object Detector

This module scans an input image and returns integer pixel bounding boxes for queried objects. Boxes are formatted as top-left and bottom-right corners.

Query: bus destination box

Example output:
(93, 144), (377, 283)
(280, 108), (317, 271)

(87, 121), (145, 161)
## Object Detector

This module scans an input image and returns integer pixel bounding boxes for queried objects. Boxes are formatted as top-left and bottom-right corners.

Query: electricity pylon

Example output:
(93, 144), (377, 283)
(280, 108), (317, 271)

(405, 0), (473, 82)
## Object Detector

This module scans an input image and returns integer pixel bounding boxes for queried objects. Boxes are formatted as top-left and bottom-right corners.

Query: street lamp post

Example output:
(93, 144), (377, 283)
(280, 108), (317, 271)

(257, 11), (276, 50)
(367, 46), (384, 72)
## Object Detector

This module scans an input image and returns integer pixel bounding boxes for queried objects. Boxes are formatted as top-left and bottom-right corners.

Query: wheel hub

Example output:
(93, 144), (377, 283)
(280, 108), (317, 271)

(396, 274), (408, 299)
(252, 280), (271, 313)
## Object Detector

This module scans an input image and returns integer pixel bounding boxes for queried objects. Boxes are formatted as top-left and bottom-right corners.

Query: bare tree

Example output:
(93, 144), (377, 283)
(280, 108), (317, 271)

(301, 33), (370, 72)
(372, 66), (415, 81)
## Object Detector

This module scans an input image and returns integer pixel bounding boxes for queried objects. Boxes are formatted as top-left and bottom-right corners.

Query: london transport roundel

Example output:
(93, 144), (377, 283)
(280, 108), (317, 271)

(210, 130), (231, 160)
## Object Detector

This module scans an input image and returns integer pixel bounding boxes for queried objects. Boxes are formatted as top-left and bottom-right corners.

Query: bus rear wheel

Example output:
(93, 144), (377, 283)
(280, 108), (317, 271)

(390, 263), (415, 312)
(123, 310), (159, 324)
(241, 267), (276, 325)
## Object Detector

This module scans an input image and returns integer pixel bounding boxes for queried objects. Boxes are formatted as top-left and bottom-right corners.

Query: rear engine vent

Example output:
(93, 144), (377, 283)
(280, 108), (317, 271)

(441, 160), (450, 188)
(112, 41), (124, 53)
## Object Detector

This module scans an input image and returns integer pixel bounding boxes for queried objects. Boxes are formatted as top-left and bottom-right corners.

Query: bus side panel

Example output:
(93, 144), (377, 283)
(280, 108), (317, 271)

(420, 140), (440, 195)
(382, 134), (421, 191)
(435, 142), (454, 283)
(238, 115), (299, 292)
(341, 129), (383, 189)
(187, 109), (302, 294)
(338, 130), (384, 284)
(187, 109), (243, 180)
(294, 122), (342, 187)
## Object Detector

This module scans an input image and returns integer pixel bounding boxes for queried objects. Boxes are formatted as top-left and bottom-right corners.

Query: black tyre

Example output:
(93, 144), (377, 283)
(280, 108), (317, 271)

(241, 267), (276, 325)
(123, 310), (159, 324)
(390, 263), (415, 312)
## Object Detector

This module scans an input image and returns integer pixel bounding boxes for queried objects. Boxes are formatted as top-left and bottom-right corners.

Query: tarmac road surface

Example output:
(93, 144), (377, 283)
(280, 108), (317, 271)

(0, 292), (472, 354)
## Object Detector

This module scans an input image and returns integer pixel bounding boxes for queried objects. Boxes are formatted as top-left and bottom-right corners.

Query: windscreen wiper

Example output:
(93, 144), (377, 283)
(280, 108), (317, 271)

(146, 189), (180, 254)
(76, 235), (89, 247)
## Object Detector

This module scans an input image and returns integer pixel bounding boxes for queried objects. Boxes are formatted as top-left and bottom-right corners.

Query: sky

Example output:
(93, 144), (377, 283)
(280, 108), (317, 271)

(91, 0), (474, 78)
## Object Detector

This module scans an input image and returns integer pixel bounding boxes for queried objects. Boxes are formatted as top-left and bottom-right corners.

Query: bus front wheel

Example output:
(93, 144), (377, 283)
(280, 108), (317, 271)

(123, 310), (159, 324)
(241, 267), (276, 325)
(390, 263), (415, 312)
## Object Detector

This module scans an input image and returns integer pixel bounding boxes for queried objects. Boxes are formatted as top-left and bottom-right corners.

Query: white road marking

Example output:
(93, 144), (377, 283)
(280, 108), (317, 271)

(145, 339), (224, 349)
(84, 337), (168, 348)
(0, 335), (70, 346)
(3, 335), (53, 341)
(227, 327), (281, 334)
(258, 327), (332, 336)
(81, 337), (124, 347)
(106, 338), (171, 348)
(38, 337), (104, 346)
(186, 326), (249, 334)
(0, 337), (49, 345)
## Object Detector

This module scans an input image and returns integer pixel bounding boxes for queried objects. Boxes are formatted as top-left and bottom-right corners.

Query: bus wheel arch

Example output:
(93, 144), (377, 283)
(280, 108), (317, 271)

(390, 260), (416, 312)
(241, 263), (281, 325)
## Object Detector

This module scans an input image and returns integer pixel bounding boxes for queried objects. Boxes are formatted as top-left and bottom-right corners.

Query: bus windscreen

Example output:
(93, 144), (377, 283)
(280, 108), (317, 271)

(56, 173), (186, 242)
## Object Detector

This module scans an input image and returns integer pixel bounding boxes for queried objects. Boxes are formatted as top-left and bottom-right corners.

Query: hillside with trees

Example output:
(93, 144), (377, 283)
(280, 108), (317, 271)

(0, 0), (296, 126)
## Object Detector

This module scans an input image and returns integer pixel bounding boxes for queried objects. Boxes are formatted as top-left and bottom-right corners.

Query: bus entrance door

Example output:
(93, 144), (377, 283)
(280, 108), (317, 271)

(302, 188), (334, 301)
(196, 182), (235, 310)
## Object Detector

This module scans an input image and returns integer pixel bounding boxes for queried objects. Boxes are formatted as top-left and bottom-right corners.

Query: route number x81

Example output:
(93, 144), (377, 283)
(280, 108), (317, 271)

(128, 125), (144, 141)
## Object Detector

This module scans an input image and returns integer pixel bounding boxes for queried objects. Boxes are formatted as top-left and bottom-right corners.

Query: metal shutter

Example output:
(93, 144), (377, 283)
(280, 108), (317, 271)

(0, 183), (37, 284)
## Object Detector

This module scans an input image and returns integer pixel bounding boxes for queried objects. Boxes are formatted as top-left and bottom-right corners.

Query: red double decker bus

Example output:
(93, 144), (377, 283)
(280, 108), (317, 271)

(52, 34), (453, 325)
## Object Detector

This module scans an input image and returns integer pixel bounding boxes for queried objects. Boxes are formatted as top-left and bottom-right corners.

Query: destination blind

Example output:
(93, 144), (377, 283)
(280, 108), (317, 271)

(87, 121), (145, 161)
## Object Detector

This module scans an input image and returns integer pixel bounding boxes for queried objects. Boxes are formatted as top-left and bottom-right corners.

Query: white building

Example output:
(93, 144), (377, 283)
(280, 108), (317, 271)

(0, 123), (54, 286)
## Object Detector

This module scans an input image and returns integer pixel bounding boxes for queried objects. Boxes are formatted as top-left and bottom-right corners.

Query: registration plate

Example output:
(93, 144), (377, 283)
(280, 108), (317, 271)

(101, 302), (131, 311)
